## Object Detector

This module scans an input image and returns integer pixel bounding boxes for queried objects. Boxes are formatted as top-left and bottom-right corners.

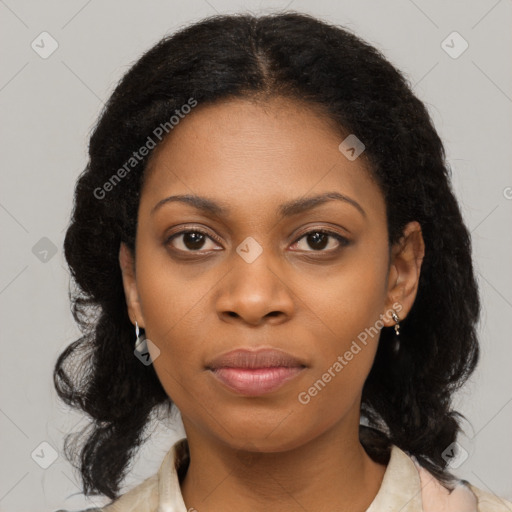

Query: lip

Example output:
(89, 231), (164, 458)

(206, 348), (307, 396)
(210, 367), (305, 396)
(206, 348), (306, 370)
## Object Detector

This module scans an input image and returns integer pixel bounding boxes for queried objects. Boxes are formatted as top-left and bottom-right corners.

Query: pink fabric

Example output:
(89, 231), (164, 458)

(413, 458), (478, 512)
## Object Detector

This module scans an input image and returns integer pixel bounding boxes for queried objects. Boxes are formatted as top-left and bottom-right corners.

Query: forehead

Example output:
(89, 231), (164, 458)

(140, 96), (384, 221)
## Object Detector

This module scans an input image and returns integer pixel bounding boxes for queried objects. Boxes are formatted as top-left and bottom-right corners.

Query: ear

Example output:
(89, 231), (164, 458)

(382, 221), (425, 326)
(119, 242), (145, 328)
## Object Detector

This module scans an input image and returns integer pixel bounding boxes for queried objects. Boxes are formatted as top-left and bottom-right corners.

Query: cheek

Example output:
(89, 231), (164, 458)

(309, 251), (388, 343)
(294, 289), (383, 430)
(134, 248), (210, 391)
(300, 252), (388, 391)
(135, 237), (210, 339)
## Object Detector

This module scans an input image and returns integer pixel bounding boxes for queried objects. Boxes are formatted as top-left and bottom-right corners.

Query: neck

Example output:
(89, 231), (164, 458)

(180, 416), (387, 512)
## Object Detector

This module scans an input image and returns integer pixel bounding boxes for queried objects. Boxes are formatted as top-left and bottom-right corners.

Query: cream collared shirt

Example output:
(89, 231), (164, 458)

(58, 437), (512, 512)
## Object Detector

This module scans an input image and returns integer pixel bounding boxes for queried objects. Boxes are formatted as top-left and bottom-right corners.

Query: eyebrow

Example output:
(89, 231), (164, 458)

(150, 191), (366, 219)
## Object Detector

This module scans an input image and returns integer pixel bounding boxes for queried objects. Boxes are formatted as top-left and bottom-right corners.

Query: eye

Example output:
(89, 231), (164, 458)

(165, 228), (221, 253)
(165, 227), (350, 255)
(290, 229), (350, 252)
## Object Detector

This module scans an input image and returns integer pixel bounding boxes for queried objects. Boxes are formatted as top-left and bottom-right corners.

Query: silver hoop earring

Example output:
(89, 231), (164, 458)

(134, 321), (147, 353)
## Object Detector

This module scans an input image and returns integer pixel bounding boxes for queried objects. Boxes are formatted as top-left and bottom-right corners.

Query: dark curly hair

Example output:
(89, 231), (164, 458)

(54, 11), (480, 500)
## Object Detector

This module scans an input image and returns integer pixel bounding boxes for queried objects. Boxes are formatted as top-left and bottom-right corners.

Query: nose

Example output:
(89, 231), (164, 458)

(214, 253), (295, 326)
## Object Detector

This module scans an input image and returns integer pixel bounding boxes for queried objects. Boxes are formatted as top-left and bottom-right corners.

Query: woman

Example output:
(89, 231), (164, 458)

(54, 12), (511, 512)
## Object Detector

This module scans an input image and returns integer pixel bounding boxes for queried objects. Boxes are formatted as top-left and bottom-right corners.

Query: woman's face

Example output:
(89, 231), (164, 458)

(120, 96), (423, 452)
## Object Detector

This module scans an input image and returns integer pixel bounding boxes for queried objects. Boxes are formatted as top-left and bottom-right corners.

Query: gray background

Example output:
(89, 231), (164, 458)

(1, 0), (511, 510)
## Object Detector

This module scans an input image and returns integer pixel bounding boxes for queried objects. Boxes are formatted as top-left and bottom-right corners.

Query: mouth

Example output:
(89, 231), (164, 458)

(206, 348), (306, 396)
(208, 366), (305, 396)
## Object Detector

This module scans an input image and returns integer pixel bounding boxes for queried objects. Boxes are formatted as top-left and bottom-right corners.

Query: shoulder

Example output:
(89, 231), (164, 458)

(54, 473), (159, 512)
(467, 483), (512, 512)
(409, 449), (511, 512)
(101, 473), (159, 512)
(54, 437), (188, 512)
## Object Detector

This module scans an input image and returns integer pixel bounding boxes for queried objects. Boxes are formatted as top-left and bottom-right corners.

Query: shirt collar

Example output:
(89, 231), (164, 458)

(365, 443), (424, 511)
(155, 436), (425, 512)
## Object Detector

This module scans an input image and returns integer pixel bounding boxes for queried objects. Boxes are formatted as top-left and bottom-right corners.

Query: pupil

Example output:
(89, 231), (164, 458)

(181, 232), (329, 251)
(184, 232), (205, 250)
(308, 232), (328, 250)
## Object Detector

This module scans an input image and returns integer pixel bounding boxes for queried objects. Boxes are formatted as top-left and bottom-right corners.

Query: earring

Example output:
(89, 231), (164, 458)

(391, 310), (400, 335)
(134, 321), (147, 353)
(391, 310), (401, 354)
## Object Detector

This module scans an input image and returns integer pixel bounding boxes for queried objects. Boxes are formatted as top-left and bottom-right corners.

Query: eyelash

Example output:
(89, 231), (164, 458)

(165, 227), (350, 255)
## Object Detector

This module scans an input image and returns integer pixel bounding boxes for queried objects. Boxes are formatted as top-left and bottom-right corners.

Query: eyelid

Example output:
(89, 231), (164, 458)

(294, 225), (350, 241)
(165, 225), (350, 253)
(165, 225), (222, 247)
(291, 228), (350, 251)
